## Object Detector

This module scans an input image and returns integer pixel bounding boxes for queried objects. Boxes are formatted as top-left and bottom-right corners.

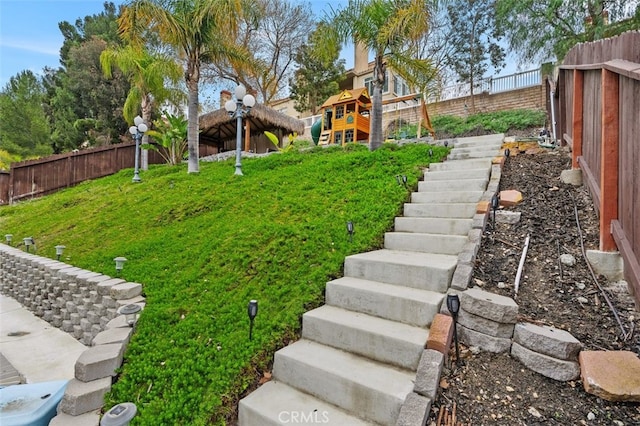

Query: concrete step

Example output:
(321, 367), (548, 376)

(344, 249), (456, 292)
(394, 217), (473, 235)
(239, 381), (374, 426)
(302, 305), (428, 370)
(417, 179), (487, 192)
(448, 150), (499, 160)
(428, 159), (492, 171)
(325, 277), (444, 327)
(424, 168), (490, 181)
(411, 191), (484, 204)
(450, 146), (502, 154)
(453, 134), (505, 147)
(403, 202), (477, 218)
(384, 232), (468, 255)
(273, 340), (415, 425)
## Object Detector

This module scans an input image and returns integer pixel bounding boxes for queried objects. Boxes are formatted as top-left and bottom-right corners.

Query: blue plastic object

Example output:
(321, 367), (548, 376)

(0, 380), (68, 426)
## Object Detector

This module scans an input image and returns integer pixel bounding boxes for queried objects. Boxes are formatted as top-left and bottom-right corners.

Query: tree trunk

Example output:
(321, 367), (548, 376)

(141, 94), (152, 170)
(369, 55), (385, 151)
(187, 78), (200, 173)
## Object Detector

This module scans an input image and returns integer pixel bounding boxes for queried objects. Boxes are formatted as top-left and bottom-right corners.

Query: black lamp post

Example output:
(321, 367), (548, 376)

(114, 257), (127, 277)
(346, 221), (354, 243)
(23, 237), (35, 253)
(224, 85), (256, 176)
(504, 148), (510, 159)
(55, 245), (65, 261)
(248, 300), (258, 340)
(447, 294), (461, 365)
(491, 193), (500, 228)
(128, 116), (148, 183)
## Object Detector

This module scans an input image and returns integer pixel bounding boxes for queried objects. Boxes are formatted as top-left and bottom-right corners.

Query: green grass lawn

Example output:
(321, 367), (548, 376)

(0, 143), (447, 424)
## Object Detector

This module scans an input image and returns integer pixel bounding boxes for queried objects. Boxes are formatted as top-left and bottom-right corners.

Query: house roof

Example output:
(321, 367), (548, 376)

(321, 87), (371, 108)
(199, 103), (305, 145)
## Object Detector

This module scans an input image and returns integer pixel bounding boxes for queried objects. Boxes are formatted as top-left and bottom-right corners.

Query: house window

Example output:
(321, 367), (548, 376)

(345, 129), (354, 143)
(334, 131), (343, 145)
(364, 70), (389, 94)
(335, 105), (345, 119)
(393, 75), (410, 96)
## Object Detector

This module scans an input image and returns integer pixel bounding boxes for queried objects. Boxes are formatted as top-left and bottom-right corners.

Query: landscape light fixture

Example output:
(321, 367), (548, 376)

(247, 300), (258, 340)
(443, 140), (448, 147)
(5, 234), (12, 246)
(114, 256), (127, 276)
(100, 402), (137, 426)
(491, 193), (500, 228)
(119, 304), (141, 327)
(55, 245), (66, 261)
(346, 221), (354, 243)
(504, 148), (510, 159)
(128, 116), (148, 183)
(447, 294), (461, 365)
(23, 237), (34, 253)
(224, 85), (256, 176)
(401, 175), (407, 186)
(429, 148), (433, 157)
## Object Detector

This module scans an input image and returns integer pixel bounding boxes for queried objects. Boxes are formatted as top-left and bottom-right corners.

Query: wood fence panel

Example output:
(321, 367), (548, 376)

(582, 70), (603, 193)
(620, 76), (640, 256)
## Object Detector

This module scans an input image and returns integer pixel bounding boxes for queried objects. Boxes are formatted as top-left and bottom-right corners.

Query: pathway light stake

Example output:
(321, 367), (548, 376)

(128, 116), (148, 183)
(491, 193), (500, 229)
(346, 221), (354, 243)
(504, 148), (510, 159)
(120, 304), (141, 327)
(114, 256), (127, 276)
(224, 85), (256, 176)
(447, 294), (461, 365)
(428, 148), (433, 157)
(5, 234), (12, 246)
(248, 300), (258, 340)
(101, 402), (137, 426)
(55, 245), (66, 261)
(401, 175), (407, 187)
(23, 237), (34, 253)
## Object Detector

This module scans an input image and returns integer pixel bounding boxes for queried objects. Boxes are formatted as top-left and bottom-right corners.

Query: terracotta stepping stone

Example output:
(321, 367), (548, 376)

(579, 350), (640, 402)
(500, 189), (522, 206)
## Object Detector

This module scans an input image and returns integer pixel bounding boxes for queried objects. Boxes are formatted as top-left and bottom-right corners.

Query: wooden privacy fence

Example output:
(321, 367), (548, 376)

(0, 142), (218, 205)
(556, 31), (640, 306)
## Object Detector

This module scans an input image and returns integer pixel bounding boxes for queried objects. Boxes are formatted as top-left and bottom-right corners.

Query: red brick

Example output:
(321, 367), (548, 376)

(476, 200), (490, 214)
(499, 189), (523, 206)
(427, 313), (454, 359)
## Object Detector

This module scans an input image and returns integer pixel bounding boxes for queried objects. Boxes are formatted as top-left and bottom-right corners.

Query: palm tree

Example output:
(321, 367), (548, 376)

(318, 0), (436, 150)
(118, 0), (245, 173)
(100, 44), (184, 168)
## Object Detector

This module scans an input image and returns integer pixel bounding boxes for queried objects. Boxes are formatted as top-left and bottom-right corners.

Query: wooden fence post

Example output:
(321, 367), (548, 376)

(600, 68), (620, 252)
(571, 69), (584, 168)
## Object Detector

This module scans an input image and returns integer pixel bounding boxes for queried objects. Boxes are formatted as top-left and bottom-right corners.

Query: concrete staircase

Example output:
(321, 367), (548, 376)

(238, 134), (503, 425)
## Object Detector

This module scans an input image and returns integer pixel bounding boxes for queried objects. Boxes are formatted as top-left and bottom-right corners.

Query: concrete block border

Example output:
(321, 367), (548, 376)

(0, 244), (145, 425)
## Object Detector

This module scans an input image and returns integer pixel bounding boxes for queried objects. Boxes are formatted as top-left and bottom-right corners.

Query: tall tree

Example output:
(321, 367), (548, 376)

(496, 0), (639, 64)
(204, 0), (315, 103)
(289, 26), (346, 115)
(119, 0), (246, 174)
(317, 0), (436, 150)
(101, 44), (185, 168)
(44, 1), (129, 152)
(65, 38), (130, 145)
(0, 71), (53, 158)
(446, 0), (504, 113)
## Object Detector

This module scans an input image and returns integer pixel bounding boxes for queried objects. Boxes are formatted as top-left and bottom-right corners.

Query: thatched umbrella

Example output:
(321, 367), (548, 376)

(199, 104), (305, 153)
